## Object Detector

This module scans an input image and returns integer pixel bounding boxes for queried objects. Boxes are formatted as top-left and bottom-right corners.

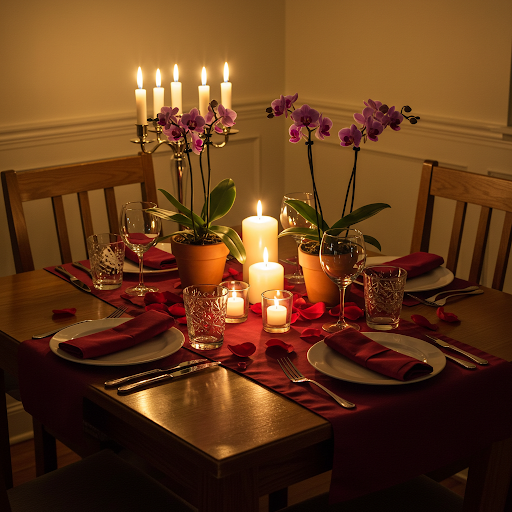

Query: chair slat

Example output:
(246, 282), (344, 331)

(493, 211), (512, 291)
(469, 207), (492, 284)
(52, 196), (73, 264)
(78, 191), (94, 243)
(410, 161), (436, 253)
(446, 201), (466, 273)
(104, 187), (119, 234)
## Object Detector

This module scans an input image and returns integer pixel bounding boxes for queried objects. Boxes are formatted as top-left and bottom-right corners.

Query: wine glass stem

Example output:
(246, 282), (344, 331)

(338, 285), (346, 326)
(138, 253), (145, 289)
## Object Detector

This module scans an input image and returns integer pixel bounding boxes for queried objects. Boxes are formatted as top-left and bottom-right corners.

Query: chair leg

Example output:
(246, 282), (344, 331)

(0, 370), (13, 489)
(32, 419), (57, 475)
(269, 488), (288, 511)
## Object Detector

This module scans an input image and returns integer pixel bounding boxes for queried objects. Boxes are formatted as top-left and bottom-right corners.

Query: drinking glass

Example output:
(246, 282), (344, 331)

(120, 201), (161, 296)
(319, 228), (366, 332)
(280, 192), (314, 283)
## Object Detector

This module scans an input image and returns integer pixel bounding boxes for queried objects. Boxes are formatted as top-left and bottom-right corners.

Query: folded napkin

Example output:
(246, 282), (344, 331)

(382, 252), (444, 279)
(324, 329), (433, 381)
(58, 310), (175, 359)
(125, 243), (176, 270)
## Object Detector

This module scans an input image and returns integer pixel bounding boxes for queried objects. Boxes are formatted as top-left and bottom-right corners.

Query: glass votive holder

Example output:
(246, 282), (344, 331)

(220, 280), (250, 323)
(261, 289), (293, 333)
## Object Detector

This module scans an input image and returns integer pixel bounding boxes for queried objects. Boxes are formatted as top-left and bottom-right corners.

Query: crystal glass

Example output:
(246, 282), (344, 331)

(120, 201), (161, 296)
(87, 233), (125, 290)
(280, 192), (314, 283)
(319, 228), (366, 332)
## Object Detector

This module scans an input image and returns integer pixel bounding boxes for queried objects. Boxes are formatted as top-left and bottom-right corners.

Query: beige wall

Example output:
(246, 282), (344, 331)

(1, 0), (511, 291)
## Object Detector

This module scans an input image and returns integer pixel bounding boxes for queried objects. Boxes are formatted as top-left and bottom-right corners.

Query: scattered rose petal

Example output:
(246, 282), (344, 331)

(300, 328), (324, 343)
(168, 304), (186, 317)
(145, 303), (169, 314)
(297, 302), (326, 320)
(176, 316), (187, 324)
(265, 338), (294, 353)
(227, 342), (256, 357)
(290, 311), (301, 324)
(144, 292), (167, 305)
(293, 296), (307, 308)
(121, 293), (145, 307)
(411, 314), (439, 331)
(52, 308), (76, 316)
(162, 291), (183, 304)
(250, 303), (262, 315)
(436, 307), (459, 323)
(328, 302), (363, 320)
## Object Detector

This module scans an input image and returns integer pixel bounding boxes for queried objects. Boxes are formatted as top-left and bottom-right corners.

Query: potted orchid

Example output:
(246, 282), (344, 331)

(150, 100), (246, 288)
(267, 95), (419, 303)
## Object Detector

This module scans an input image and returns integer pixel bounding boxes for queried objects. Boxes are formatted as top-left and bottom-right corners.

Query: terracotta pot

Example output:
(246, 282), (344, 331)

(170, 235), (230, 289)
(298, 245), (340, 307)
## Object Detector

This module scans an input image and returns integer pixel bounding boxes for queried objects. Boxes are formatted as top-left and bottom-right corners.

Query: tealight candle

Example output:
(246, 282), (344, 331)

(221, 280), (250, 323)
(170, 64), (182, 114)
(261, 289), (293, 333)
(266, 297), (287, 326)
(135, 67), (147, 125)
(242, 201), (278, 283)
(153, 69), (164, 119)
(220, 62), (232, 109)
(198, 67), (210, 115)
(248, 248), (284, 304)
(227, 291), (244, 317)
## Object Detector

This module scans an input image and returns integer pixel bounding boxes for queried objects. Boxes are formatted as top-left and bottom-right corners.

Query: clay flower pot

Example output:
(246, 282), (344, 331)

(298, 245), (339, 307)
(170, 234), (230, 289)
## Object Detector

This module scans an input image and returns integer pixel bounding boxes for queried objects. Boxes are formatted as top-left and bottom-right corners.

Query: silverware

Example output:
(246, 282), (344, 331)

(72, 261), (92, 277)
(117, 362), (221, 394)
(55, 266), (91, 293)
(444, 354), (477, 369)
(407, 289), (483, 307)
(426, 335), (488, 365)
(104, 359), (207, 387)
(277, 357), (356, 409)
(32, 306), (127, 339)
(425, 285), (480, 303)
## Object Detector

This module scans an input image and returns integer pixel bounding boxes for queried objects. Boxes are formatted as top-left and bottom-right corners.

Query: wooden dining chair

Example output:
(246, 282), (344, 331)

(1, 449), (195, 512)
(1, 153), (158, 274)
(410, 160), (512, 291)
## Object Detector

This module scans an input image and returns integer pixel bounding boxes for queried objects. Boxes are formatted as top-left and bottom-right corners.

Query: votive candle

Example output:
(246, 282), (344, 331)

(266, 297), (287, 326)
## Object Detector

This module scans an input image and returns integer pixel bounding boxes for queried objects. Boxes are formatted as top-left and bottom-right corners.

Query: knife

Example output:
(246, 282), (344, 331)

(104, 359), (208, 387)
(117, 362), (221, 394)
(72, 261), (92, 277)
(444, 354), (477, 369)
(426, 335), (488, 365)
(55, 266), (91, 293)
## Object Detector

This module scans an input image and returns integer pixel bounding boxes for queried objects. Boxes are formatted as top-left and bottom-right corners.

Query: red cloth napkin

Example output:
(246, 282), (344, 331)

(125, 244), (176, 270)
(382, 252), (444, 278)
(58, 310), (175, 359)
(324, 329), (433, 381)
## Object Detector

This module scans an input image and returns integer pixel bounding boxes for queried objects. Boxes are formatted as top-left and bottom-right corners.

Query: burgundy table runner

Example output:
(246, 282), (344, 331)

(19, 261), (512, 504)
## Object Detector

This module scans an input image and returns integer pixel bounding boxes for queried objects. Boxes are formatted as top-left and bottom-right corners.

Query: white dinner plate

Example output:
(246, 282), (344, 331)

(50, 318), (184, 366)
(307, 332), (446, 385)
(358, 256), (454, 292)
(123, 242), (178, 274)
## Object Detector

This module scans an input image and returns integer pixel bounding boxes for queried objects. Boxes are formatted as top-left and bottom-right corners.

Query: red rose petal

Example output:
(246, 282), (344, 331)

(250, 303), (262, 315)
(162, 291), (183, 304)
(293, 296), (307, 307)
(145, 303), (169, 314)
(52, 308), (76, 316)
(265, 339), (294, 353)
(436, 307), (459, 323)
(144, 291), (167, 305)
(411, 314), (439, 331)
(290, 312), (301, 324)
(227, 342), (256, 357)
(176, 316), (187, 324)
(168, 304), (186, 317)
(298, 302), (326, 320)
(300, 328), (324, 343)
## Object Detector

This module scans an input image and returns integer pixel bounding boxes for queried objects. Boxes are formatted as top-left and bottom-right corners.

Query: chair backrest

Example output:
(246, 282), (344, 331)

(410, 160), (512, 291)
(2, 153), (157, 273)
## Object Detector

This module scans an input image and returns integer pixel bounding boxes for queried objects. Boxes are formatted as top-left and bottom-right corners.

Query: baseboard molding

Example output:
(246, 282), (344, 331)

(7, 397), (33, 445)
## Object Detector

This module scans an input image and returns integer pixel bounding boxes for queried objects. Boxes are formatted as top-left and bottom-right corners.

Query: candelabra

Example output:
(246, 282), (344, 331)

(131, 119), (238, 206)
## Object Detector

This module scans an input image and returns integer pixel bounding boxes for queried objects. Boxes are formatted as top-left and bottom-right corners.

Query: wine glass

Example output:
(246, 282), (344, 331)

(120, 201), (162, 296)
(280, 192), (315, 283)
(320, 228), (366, 332)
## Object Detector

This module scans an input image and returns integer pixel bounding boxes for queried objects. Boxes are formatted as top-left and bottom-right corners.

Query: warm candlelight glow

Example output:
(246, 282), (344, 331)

(155, 69), (161, 87)
(137, 67), (143, 89)
(173, 64), (179, 82)
(224, 62), (229, 82)
(263, 247), (269, 266)
(201, 66), (207, 86)
(198, 67), (210, 115)
(257, 200), (262, 219)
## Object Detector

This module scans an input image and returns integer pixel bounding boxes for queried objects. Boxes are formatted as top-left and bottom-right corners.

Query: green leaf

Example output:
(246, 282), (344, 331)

(207, 179), (236, 225)
(363, 234), (382, 252)
(157, 189), (195, 220)
(150, 204), (204, 228)
(331, 203), (390, 229)
(209, 225), (246, 263)
(284, 200), (329, 231)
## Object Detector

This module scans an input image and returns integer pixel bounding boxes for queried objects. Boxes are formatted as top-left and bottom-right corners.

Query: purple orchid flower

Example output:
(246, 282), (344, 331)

(271, 93), (298, 118)
(385, 107), (404, 131)
(218, 104), (237, 127)
(157, 106), (179, 129)
(289, 124), (303, 143)
(315, 115), (332, 140)
(190, 132), (203, 155)
(180, 108), (205, 134)
(338, 124), (362, 148)
(163, 123), (184, 142)
(366, 117), (383, 142)
(291, 104), (320, 128)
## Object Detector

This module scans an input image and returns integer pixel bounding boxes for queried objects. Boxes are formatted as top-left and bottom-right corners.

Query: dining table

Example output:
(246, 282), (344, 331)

(1, 239), (512, 512)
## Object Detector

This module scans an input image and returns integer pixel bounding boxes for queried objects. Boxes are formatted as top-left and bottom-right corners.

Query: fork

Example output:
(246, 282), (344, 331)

(408, 289), (483, 307)
(33, 306), (127, 339)
(277, 357), (356, 409)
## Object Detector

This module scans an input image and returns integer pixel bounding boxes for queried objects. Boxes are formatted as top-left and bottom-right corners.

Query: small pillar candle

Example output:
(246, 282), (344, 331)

(220, 62), (232, 109)
(135, 67), (147, 125)
(198, 67), (210, 115)
(267, 298), (287, 326)
(261, 289), (293, 333)
(153, 68), (164, 119)
(248, 248), (284, 304)
(227, 291), (244, 317)
(170, 64), (182, 114)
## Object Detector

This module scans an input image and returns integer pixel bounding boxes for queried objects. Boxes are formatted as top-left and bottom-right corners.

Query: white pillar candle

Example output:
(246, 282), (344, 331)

(153, 68), (165, 119)
(220, 62), (232, 109)
(227, 291), (244, 317)
(248, 249), (284, 303)
(170, 64), (182, 114)
(135, 67), (147, 125)
(266, 297), (287, 326)
(242, 201), (278, 283)
(198, 67), (210, 115)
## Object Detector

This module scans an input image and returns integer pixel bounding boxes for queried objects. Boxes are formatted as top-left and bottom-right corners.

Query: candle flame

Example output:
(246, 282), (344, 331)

(273, 298), (279, 308)
(231, 291), (237, 299)
(155, 69), (161, 88)
(224, 62), (229, 82)
(263, 247), (268, 265)
(201, 66), (207, 86)
(257, 200), (262, 219)
(137, 67), (143, 89)
(173, 64), (179, 82)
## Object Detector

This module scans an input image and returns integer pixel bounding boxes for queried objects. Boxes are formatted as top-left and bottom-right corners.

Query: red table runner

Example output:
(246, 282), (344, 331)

(18, 261), (512, 504)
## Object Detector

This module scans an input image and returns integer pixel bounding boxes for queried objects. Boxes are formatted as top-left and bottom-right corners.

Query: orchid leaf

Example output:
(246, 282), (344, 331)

(206, 178), (236, 224)
(210, 225), (246, 263)
(363, 234), (382, 251)
(331, 203), (390, 229)
(284, 200), (329, 231)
